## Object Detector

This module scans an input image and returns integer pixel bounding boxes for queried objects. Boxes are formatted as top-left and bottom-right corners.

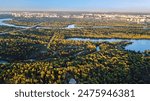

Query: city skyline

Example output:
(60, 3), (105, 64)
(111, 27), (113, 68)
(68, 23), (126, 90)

(0, 0), (150, 12)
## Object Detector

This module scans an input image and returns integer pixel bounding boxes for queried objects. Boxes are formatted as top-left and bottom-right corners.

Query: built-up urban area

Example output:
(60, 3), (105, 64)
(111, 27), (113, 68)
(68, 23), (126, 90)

(10, 12), (150, 23)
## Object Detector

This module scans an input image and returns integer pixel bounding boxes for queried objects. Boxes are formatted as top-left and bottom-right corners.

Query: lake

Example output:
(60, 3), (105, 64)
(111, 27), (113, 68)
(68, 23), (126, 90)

(67, 38), (150, 52)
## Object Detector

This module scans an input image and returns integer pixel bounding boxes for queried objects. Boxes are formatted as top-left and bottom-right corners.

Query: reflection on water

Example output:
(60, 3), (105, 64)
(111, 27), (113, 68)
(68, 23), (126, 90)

(125, 40), (150, 52)
(67, 38), (150, 52)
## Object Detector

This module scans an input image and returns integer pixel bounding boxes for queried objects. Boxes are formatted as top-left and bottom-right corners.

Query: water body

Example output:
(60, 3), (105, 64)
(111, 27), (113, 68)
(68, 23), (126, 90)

(0, 33), (6, 35)
(66, 24), (76, 29)
(93, 26), (114, 28)
(67, 38), (150, 52)
(125, 40), (150, 52)
(0, 19), (77, 29)
(0, 18), (30, 29)
(1, 18), (149, 30)
(77, 25), (150, 30)
(0, 60), (9, 64)
(69, 78), (77, 84)
(92, 26), (150, 30)
(96, 46), (100, 51)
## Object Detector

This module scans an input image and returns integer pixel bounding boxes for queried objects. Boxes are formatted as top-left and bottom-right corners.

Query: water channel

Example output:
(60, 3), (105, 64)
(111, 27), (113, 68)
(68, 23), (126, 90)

(0, 18), (30, 29)
(67, 38), (150, 52)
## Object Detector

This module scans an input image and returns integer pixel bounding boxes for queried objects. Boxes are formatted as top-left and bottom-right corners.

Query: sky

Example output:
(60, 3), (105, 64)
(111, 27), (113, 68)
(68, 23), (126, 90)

(0, 0), (150, 12)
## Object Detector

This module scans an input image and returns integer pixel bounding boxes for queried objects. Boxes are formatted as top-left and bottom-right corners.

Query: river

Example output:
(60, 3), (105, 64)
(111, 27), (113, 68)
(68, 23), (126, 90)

(0, 18), (150, 52)
(0, 18), (150, 30)
(0, 60), (9, 64)
(0, 18), (30, 29)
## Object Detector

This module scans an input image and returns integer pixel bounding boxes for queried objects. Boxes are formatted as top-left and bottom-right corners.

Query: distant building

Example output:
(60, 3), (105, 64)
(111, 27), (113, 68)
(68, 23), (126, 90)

(10, 12), (150, 24)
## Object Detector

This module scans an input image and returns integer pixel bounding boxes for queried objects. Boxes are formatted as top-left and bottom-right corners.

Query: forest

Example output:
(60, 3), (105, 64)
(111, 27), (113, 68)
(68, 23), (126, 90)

(0, 17), (150, 84)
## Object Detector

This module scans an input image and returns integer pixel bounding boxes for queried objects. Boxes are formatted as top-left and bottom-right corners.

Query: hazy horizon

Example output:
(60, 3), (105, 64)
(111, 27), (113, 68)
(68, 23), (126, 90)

(0, 0), (150, 13)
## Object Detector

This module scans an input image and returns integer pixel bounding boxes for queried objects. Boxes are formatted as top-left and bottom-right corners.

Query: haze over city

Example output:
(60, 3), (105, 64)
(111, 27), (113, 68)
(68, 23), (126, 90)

(0, 0), (150, 12)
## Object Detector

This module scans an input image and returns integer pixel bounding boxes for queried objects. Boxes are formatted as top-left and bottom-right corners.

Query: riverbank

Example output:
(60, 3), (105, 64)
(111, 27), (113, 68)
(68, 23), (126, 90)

(65, 33), (150, 39)
(67, 37), (150, 52)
